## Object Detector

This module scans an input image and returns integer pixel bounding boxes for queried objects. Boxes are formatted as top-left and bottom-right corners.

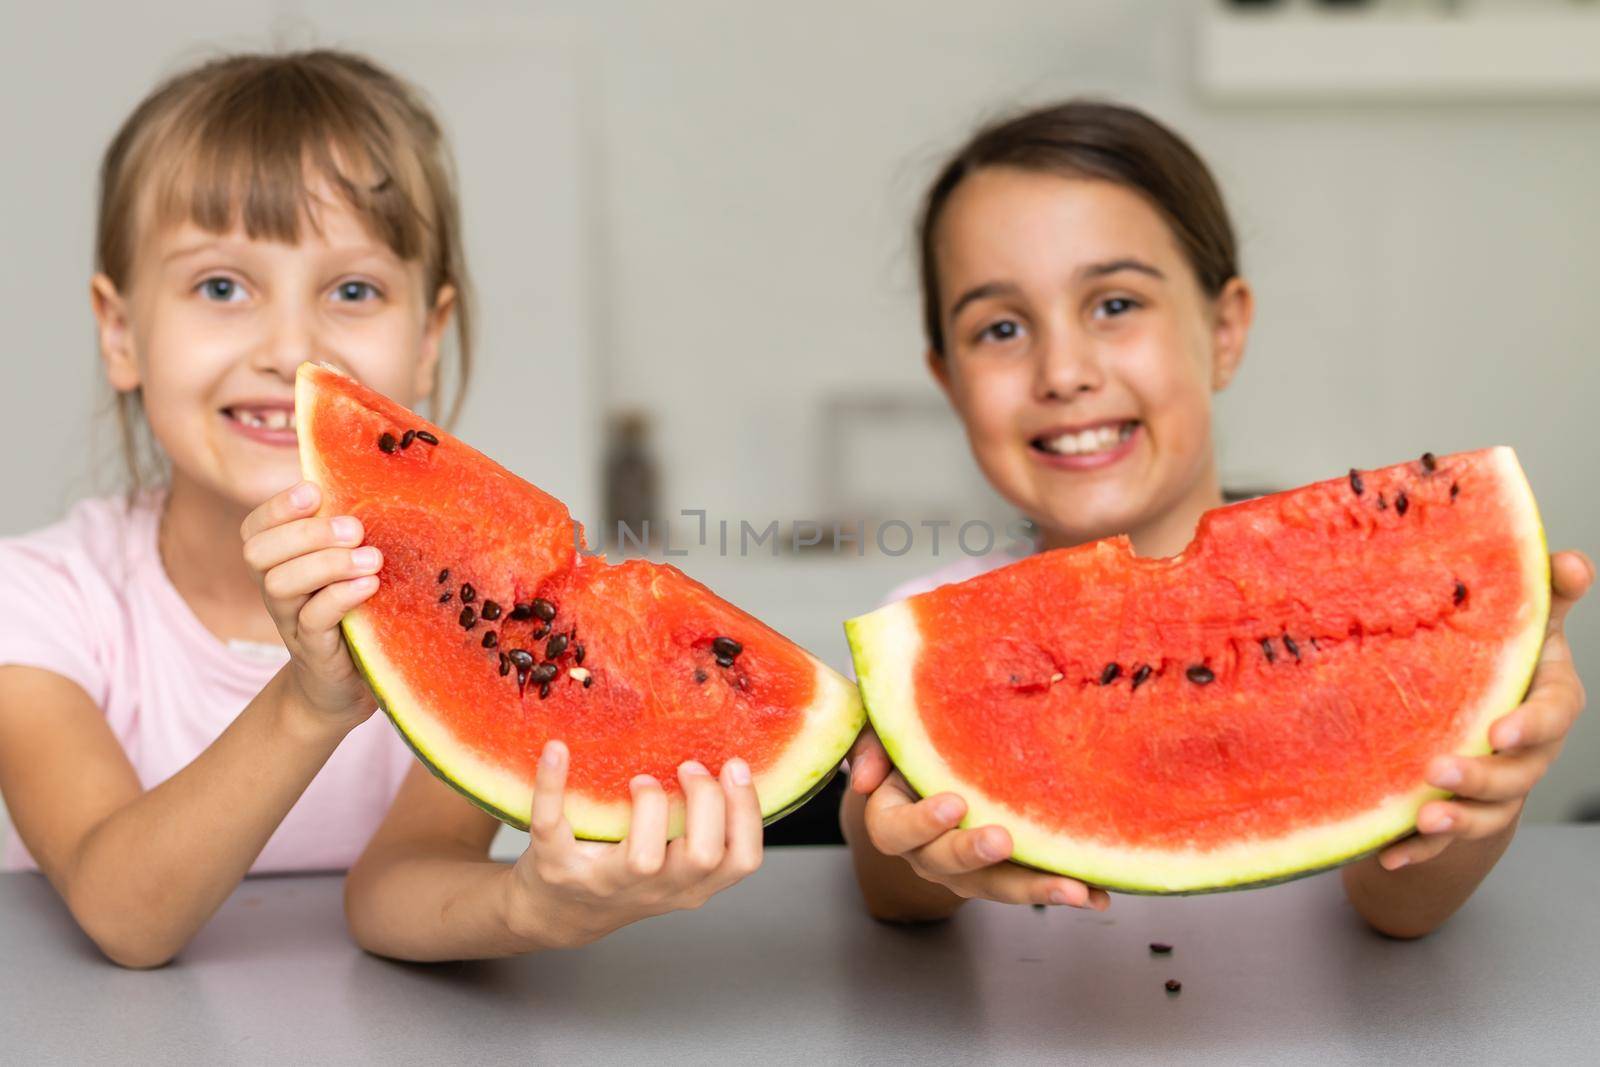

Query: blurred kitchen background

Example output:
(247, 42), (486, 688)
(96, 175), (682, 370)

(2, 0), (1596, 824)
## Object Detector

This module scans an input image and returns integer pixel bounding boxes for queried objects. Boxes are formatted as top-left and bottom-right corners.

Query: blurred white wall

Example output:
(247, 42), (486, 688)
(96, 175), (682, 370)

(2, 0), (1595, 820)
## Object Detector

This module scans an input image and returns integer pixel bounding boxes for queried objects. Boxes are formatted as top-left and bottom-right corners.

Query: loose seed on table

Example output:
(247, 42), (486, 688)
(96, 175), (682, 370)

(1165, 979), (1182, 994)
(1149, 942), (1172, 954)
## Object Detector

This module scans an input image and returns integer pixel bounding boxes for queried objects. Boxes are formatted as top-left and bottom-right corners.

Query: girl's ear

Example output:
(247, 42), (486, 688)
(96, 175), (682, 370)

(1209, 276), (1254, 392)
(91, 274), (140, 392)
(414, 283), (457, 401)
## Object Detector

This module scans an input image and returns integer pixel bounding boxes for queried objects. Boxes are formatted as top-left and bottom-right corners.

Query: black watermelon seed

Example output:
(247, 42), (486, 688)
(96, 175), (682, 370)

(1395, 491), (1409, 516)
(531, 663), (558, 684)
(1377, 493), (1388, 511)
(715, 654), (735, 669)
(1165, 979), (1182, 994)
(1422, 451), (1437, 472)
(458, 606), (476, 628)
(1454, 581), (1467, 606)
(482, 631), (498, 649)
(1284, 635), (1301, 660)
(378, 432), (397, 453)
(509, 602), (533, 621)
(539, 681), (551, 699)
(459, 583), (475, 603)
(531, 598), (557, 622)
(507, 649), (534, 670)
(1100, 663), (1121, 685)
(582, 675), (593, 688)
(1132, 664), (1152, 690)
(1150, 942), (1172, 954)
(516, 666), (529, 689)
(694, 668), (709, 683)
(546, 633), (569, 659)
(1348, 469), (1364, 496)
(415, 430), (439, 446)
(1185, 665), (1214, 685)
(498, 653), (510, 677)
(437, 568), (450, 584)
(401, 429), (416, 450)
(480, 600), (502, 621)
(1261, 638), (1276, 663)
(712, 636), (743, 659)
(1450, 482), (1460, 501)
(574, 644), (586, 665)
(439, 591), (452, 604)
(532, 623), (551, 640)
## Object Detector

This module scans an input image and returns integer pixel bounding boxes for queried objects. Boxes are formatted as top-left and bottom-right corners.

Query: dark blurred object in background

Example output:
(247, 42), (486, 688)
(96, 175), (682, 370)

(603, 411), (658, 551)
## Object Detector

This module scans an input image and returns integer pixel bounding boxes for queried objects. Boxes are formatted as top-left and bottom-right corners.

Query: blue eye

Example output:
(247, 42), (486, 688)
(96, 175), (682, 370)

(333, 280), (380, 302)
(198, 277), (245, 302)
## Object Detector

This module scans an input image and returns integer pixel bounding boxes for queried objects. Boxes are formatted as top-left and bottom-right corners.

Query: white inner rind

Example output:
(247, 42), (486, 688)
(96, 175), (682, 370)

(846, 446), (1549, 893)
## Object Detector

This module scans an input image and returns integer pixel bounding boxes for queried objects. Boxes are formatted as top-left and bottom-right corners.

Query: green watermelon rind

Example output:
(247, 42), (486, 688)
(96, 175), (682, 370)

(845, 447), (1550, 895)
(301, 365), (866, 841)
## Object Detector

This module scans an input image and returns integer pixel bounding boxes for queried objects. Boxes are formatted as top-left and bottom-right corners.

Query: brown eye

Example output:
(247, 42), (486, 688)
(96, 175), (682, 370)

(979, 319), (1023, 343)
(1094, 296), (1139, 318)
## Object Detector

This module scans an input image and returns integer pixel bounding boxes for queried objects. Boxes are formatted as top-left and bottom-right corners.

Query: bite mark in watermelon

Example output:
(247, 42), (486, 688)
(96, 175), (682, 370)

(296, 363), (863, 839)
(845, 448), (1549, 894)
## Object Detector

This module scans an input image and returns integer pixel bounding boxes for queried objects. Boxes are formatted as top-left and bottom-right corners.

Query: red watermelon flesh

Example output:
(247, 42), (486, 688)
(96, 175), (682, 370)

(846, 449), (1549, 893)
(297, 363), (863, 838)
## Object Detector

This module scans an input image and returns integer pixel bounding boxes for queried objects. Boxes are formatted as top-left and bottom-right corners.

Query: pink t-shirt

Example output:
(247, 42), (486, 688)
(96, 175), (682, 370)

(880, 550), (1020, 606)
(0, 492), (415, 873)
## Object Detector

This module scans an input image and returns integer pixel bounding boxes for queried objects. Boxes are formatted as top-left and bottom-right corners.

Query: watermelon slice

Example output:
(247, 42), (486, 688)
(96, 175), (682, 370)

(846, 449), (1549, 894)
(296, 363), (863, 838)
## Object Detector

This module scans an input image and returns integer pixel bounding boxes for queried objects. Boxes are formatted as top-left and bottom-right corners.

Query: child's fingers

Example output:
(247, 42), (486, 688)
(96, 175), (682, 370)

(1489, 645), (1585, 752)
(668, 761), (726, 881)
(1379, 831), (1453, 870)
(527, 741), (577, 850)
(262, 546), (383, 609)
(240, 480), (321, 542)
(1416, 797), (1522, 842)
(714, 758), (763, 885)
(243, 513), (364, 576)
(1427, 751), (1551, 804)
(846, 726), (892, 795)
(908, 823), (1014, 877)
(947, 864), (1100, 908)
(863, 779), (965, 857)
(1547, 549), (1594, 623)
(296, 575), (380, 638)
(617, 775), (669, 881)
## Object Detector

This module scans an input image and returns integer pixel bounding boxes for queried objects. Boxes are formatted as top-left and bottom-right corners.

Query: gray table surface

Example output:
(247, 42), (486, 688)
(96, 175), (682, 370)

(2, 828), (1595, 1065)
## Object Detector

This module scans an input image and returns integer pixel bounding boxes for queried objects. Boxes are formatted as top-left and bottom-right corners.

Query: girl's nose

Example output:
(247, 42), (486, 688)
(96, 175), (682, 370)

(253, 307), (320, 381)
(1031, 324), (1105, 402)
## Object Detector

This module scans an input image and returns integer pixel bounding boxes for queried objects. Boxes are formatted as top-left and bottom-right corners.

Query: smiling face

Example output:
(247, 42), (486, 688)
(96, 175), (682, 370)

(93, 182), (455, 512)
(927, 167), (1252, 556)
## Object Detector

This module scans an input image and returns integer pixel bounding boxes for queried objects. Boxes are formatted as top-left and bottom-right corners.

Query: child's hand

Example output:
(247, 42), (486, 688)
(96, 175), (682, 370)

(845, 727), (1110, 910)
(1379, 549), (1592, 871)
(241, 480), (383, 729)
(504, 741), (763, 949)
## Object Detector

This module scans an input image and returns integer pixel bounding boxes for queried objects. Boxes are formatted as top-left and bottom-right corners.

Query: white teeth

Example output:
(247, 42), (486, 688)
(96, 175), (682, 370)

(1042, 423), (1131, 456)
(229, 408), (297, 433)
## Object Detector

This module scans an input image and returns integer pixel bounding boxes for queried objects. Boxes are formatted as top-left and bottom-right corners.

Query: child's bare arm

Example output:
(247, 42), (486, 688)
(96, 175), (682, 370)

(1341, 550), (1590, 937)
(0, 665), (355, 967)
(0, 481), (382, 967)
(345, 742), (763, 962)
